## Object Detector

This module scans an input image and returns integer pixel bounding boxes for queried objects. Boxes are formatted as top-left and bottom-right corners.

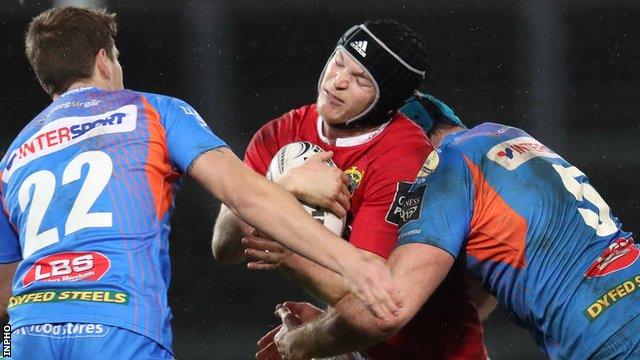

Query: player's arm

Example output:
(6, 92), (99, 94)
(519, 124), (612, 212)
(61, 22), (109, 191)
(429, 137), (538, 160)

(212, 151), (349, 264)
(273, 244), (454, 359)
(230, 168), (355, 303)
(268, 179), (395, 305)
(190, 147), (400, 318)
(194, 148), (351, 274)
(212, 204), (253, 264)
(244, 181), (398, 305)
(244, 233), (382, 305)
(283, 249), (383, 305)
(244, 235), (382, 307)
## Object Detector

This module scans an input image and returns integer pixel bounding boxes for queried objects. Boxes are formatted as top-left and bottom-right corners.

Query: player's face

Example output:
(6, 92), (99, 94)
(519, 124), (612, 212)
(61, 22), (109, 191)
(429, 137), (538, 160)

(317, 50), (376, 125)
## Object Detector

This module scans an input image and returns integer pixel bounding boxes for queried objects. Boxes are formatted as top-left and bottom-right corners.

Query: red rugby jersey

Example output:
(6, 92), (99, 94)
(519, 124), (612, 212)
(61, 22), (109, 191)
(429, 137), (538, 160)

(244, 104), (487, 359)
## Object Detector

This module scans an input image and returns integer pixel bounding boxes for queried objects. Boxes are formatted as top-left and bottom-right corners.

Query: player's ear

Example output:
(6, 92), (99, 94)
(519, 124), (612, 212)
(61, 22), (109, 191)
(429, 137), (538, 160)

(95, 48), (112, 81)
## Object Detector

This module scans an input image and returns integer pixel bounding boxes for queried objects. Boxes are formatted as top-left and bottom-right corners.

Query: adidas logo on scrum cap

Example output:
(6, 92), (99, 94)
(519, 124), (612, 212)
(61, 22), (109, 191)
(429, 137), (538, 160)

(350, 40), (368, 57)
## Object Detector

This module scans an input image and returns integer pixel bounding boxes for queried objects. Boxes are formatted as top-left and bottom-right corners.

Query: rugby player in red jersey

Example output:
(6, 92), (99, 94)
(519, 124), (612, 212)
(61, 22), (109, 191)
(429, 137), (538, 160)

(213, 20), (491, 359)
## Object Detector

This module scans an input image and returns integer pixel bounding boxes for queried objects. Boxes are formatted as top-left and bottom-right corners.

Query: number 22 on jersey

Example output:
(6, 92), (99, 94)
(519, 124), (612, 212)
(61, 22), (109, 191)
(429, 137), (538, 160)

(17, 151), (113, 258)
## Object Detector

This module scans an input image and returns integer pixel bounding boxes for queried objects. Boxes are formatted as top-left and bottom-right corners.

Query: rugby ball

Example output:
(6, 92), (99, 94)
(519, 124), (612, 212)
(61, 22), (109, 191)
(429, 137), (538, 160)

(267, 141), (346, 236)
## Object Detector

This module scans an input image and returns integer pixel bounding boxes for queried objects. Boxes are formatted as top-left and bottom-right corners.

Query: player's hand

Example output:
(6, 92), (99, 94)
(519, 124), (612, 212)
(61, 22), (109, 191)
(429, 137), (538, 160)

(244, 229), (290, 270)
(256, 302), (323, 360)
(279, 301), (324, 322)
(341, 255), (402, 322)
(277, 151), (351, 218)
(256, 323), (285, 360)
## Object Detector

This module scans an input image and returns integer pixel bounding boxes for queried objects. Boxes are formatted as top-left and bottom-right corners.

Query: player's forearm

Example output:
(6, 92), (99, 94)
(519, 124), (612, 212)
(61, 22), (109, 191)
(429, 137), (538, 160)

(283, 297), (397, 359)
(191, 149), (356, 275)
(234, 176), (352, 273)
(285, 244), (456, 358)
(273, 172), (302, 198)
(212, 204), (252, 264)
(282, 253), (349, 305)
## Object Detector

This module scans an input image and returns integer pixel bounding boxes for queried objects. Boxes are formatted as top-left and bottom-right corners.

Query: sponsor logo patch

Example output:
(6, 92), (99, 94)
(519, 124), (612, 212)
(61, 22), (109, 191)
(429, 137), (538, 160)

(179, 105), (209, 129)
(22, 251), (111, 287)
(585, 238), (639, 278)
(8, 289), (129, 308)
(386, 182), (424, 226)
(399, 228), (421, 238)
(14, 323), (109, 338)
(487, 136), (560, 170)
(584, 274), (640, 321)
(47, 99), (102, 117)
(3, 105), (137, 181)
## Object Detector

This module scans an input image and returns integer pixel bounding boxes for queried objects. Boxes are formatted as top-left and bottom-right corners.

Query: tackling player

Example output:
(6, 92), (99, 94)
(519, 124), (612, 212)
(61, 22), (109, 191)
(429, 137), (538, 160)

(0, 7), (401, 359)
(261, 94), (640, 359)
(213, 20), (490, 359)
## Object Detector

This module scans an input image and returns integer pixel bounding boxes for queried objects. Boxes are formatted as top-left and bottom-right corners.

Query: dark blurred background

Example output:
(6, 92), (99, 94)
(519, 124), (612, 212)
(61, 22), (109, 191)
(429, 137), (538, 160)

(1, 0), (639, 359)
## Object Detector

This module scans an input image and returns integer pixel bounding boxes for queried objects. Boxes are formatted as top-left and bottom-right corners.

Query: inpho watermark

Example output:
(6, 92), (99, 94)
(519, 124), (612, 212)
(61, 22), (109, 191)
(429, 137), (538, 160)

(2, 324), (10, 357)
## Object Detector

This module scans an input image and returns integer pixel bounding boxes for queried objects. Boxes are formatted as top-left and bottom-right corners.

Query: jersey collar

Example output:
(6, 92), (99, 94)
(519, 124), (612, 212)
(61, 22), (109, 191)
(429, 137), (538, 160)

(440, 128), (468, 148)
(316, 116), (390, 147)
(59, 86), (100, 98)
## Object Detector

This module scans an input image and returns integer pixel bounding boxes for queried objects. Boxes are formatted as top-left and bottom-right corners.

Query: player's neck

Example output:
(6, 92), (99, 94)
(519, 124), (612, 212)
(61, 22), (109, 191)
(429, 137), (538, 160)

(428, 125), (465, 148)
(52, 77), (114, 100)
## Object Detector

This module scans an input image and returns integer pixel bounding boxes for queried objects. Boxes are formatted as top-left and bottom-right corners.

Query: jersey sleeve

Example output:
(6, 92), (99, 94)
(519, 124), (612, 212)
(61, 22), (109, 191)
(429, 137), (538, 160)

(0, 188), (21, 263)
(349, 141), (431, 259)
(397, 145), (473, 259)
(244, 111), (297, 175)
(144, 94), (228, 173)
